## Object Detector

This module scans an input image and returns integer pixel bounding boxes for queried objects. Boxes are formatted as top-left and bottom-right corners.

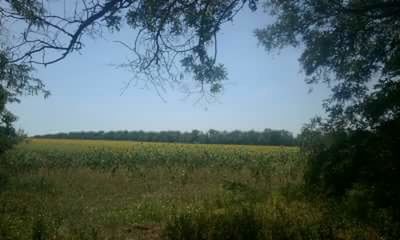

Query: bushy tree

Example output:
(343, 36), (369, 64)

(256, 0), (399, 126)
(256, 0), (400, 226)
(0, 51), (49, 156)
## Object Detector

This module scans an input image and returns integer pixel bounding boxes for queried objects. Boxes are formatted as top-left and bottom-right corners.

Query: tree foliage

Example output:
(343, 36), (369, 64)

(256, 0), (400, 129)
(35, 128), (296, 146)
(1, 41), (49, 156)
(0, 0), (259, 154)
(1, 0), (258, 95)
(256, 0), (400, 227)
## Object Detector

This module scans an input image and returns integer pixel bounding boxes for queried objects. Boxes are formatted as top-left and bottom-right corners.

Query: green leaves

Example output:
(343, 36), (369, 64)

(256, 0), (400, 129)
(121, 0), (257, 94)
(7, 0), (45, 26)
(0, 50), (49, 156)
(259, 1), (400, 230)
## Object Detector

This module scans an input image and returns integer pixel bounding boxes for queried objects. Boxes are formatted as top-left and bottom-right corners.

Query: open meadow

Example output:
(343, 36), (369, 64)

(0, 139), (376, 239)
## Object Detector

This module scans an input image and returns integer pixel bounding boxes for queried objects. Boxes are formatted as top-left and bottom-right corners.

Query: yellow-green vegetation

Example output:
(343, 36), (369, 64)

(0, 139), (374, 239)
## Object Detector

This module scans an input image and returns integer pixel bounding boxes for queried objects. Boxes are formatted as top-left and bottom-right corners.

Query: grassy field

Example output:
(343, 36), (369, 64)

(0, 139), (374, 239)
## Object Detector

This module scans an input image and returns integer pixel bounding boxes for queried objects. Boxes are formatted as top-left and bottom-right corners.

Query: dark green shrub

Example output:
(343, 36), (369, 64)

(301, 118), (400, 239)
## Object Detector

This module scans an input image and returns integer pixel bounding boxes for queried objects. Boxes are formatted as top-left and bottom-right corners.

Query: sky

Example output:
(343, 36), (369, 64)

(9, 6), (329, 136)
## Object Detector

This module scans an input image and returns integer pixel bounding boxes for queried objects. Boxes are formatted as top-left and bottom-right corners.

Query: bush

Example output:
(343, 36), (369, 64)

(301, 118), (400, 239)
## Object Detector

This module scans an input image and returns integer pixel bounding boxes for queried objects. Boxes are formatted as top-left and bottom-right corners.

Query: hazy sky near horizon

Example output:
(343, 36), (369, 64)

(9, 6), (329, 136)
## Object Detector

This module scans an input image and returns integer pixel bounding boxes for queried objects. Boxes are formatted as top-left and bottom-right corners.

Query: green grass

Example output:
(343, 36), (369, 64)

(0, 139), (377, 239)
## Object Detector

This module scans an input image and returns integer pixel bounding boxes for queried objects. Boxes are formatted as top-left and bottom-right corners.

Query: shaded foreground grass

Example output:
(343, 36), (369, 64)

(0, 139), (379, 239)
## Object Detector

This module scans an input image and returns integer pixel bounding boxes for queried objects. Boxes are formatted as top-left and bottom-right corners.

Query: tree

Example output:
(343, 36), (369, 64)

(0, 50), (49, 156)
(35, 129), (297, 146)
(255, 0), (400, 228)
(256, 0), (400, 130)
(0, 0), (261, 155)
(1, 0), (259, 95)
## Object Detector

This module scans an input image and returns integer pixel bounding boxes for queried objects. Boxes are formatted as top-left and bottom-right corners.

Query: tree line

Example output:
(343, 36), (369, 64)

(35, 129), (296, 146)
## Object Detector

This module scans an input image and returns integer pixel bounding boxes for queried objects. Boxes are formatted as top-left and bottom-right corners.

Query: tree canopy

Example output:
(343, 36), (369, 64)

(1, 0), (258, 95)
(35, 128), (296, 146)
(256, 0), (400, 130)
(0, 44), (49, 155)
(255, 0), (400, 226)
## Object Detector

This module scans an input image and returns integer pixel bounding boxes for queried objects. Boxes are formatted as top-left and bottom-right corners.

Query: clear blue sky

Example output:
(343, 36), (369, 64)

(9, 7), (328, 136)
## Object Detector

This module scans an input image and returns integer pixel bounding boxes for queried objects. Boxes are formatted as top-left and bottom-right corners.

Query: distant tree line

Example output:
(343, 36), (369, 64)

(35, 129), (296, 146)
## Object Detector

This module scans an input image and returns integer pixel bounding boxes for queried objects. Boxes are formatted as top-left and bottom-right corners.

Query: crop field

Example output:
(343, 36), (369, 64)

(0, 139), (371, 240)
